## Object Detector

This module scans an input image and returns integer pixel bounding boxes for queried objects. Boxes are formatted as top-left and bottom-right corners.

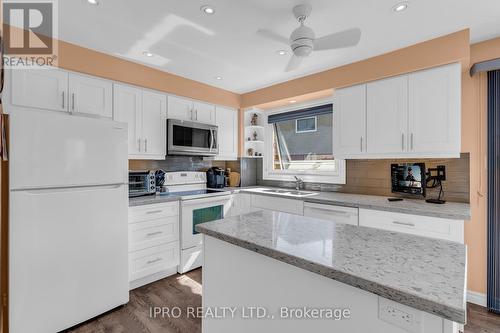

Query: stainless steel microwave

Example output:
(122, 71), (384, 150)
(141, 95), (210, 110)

(167, 119), (218, 156)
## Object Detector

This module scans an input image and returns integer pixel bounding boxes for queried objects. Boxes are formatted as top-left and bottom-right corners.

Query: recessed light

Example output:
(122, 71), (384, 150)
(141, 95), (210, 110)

(87, 0), (99, 5)
(289, 100), (297, 104)
(276, 50), (287, 56)
(201, 5), (215, 15)
(392, 2), (408, 12)
(215, 76), (222, 80)
(143, 51), (154, 57)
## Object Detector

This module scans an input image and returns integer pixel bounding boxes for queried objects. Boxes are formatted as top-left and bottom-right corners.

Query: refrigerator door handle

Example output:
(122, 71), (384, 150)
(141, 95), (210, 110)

(15, 183), (126, 194)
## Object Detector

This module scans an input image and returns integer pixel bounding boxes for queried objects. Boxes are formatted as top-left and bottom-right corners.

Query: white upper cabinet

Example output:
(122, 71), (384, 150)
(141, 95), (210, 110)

(167, 95), (216, 124)
(408, 63), (461, 156)
(167, 95), (192, 121)
(333, 63), (461, 159)
(10, 69), (113, 119)
(11, 68), (68, 112)
(366, 75), (408, 154)
(213, 106), (238, 160)
(114, 84), (167, 160)
(141, 90), (167, 158)
(192, 100), (215, 124)
(333, 84), (366, 157)
(114, 84), (142, 156)
(68, 73), (113, 118)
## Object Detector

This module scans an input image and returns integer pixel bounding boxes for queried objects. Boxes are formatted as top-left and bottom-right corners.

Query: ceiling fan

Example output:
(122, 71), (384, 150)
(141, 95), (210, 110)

(257, 4), (362, 72)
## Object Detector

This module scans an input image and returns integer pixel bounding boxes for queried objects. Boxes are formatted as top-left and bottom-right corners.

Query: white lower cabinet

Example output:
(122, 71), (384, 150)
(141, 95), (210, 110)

(229, 193), (257, 216)
(251, 195), (304, 215)
(359, 208), (464, 243)
(303, 202), (359, 226)
(128, 202), (180, 289)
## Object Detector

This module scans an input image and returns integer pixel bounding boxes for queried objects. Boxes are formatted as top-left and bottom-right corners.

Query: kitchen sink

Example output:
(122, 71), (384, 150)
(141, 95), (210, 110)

(262, 189), (318, 197)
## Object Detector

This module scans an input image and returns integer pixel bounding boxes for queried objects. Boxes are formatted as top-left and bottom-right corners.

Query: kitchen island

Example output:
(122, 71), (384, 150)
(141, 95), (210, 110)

(196, 210), (466, 333)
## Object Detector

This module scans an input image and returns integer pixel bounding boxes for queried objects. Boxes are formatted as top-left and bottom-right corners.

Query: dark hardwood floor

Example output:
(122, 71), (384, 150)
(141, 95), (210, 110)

(66, 269), (500, 333)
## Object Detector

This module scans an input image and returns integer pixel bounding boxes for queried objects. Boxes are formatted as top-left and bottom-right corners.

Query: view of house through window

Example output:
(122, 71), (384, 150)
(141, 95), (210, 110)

(271, 110), (336, 172)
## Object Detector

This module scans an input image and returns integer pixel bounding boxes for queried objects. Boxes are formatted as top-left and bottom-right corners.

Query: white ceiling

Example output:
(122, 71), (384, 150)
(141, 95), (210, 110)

(58, 0), (500, 93)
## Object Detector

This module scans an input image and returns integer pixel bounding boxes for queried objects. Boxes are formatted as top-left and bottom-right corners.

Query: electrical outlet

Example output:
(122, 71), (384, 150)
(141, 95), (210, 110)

(378, 297), (422, 333)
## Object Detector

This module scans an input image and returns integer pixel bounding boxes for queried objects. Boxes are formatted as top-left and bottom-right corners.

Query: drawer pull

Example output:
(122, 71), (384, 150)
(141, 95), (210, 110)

(146, 210), (163, 215)
(146, 257), (162, 265)
(393, 221), (415, 227)
(146, 231), (163, 237)
(307, 207), (352, 216)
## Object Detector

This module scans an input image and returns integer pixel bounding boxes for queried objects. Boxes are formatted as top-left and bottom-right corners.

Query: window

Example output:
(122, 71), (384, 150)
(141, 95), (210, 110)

(295, 117), (317, 133)
(263, 101), (345, 184)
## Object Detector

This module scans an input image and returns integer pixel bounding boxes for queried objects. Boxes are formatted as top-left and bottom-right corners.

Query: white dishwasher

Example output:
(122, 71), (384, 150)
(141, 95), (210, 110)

(303, 202), (359, 226)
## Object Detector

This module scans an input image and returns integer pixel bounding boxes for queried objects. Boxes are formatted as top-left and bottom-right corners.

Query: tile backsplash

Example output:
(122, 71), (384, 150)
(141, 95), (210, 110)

(129, 156), (226, 173)
(252, 154), (470, 203)
(129, 154), (470, 203)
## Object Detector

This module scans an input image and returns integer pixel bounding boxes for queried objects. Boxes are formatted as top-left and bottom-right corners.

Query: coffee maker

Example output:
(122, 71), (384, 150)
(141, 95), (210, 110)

(206, 167), (225, 188)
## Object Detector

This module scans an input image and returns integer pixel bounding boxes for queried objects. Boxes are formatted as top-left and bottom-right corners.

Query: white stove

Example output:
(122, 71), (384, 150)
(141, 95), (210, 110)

(164, 172), (232, 273)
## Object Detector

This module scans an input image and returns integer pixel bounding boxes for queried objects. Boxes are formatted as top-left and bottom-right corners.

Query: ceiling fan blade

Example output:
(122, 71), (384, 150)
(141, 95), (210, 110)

(313, 28), (362, 51)
(256, 29), (289, 45)
(285, 54), (303, 72)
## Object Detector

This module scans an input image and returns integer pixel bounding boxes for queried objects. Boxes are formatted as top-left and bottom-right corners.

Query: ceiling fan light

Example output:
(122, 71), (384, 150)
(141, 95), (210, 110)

(201, 5), (215, 15)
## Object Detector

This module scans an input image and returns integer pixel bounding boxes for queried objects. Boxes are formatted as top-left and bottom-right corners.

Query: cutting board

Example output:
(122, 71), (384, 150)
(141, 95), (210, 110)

(228, 172), (240, 187)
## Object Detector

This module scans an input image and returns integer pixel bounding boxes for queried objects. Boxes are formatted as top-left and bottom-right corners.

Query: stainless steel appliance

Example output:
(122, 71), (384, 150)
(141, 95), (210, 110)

(129, 170), (156, 197)
(161, 172), (231, 273)
(167, 119), (218, 156)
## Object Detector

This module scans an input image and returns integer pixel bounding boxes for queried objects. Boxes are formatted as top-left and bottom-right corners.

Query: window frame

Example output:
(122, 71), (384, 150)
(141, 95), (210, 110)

(263, 98), (346, 184)
(295, 116), (317, 133)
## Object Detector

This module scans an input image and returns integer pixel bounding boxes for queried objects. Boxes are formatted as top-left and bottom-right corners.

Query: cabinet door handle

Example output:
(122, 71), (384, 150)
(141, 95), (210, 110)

(393, 221), (415, 227)
(401, 133), (405, 151)
(190, 109), (193, 120)
(146, 231), (163, 237)
(410, 133), (414, 150)
(309, 207), (350, 216)
(146, 257), (162, 265)
(138, 138), (141, 152)
(360, 137), (363, 152)
(145, 138), (148, 152)
(62, 91), (65, 109)
(195, 109), (198, 121)
(71, 93), (75, 112)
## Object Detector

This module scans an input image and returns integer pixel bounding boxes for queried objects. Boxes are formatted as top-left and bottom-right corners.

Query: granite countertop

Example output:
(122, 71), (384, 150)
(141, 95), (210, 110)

(128, 186), (471, 221)
(234, 187), (471, 220)
(129, 194), (182, 207)
(196, 210), (467, 324)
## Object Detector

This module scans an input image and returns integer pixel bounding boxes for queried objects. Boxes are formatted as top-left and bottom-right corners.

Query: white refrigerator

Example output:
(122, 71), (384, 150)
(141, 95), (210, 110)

(9, 110), (129, 333)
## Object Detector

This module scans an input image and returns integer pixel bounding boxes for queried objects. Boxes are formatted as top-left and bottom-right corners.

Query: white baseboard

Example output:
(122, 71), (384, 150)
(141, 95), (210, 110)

(467, 290), (487, 307)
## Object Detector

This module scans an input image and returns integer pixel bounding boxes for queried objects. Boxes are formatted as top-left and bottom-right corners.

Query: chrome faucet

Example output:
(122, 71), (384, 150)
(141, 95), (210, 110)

(294, 176), (303, 191)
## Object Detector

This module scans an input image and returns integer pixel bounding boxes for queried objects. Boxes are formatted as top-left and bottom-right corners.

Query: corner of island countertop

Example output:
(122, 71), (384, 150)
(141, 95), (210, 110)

(196, 210), (467, 324)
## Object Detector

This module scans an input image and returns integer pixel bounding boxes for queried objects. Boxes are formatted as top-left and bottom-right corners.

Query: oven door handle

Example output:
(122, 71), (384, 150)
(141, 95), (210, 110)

(181, 195), (232, 206)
